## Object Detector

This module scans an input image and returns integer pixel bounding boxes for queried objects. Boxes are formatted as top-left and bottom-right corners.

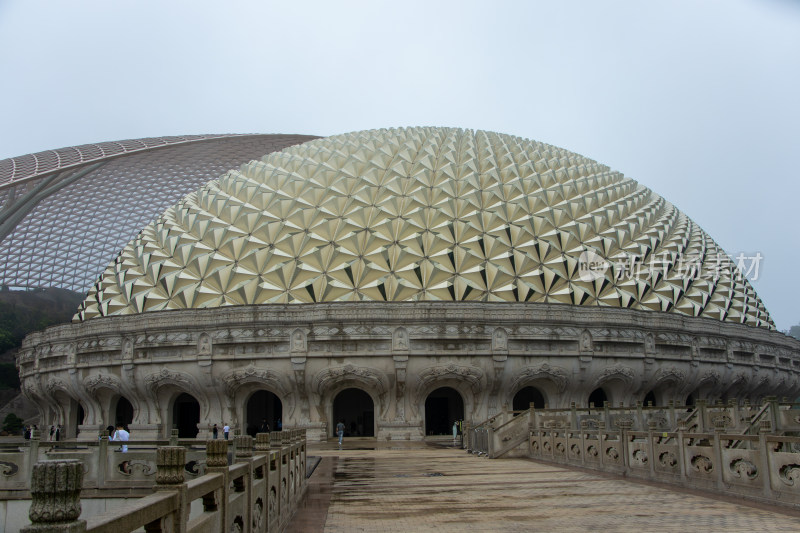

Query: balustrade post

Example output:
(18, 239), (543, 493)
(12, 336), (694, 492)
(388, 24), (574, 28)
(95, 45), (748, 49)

(712, 417), (728, 489)
(646, 420), (657, 477)
(617, 418), (632, 475)
(696, 399), (707, 432)
(29, 429), (41, 476)
(97, 430), (109, 488)
(758, 420), (773, 499)
(668, 399), (676, 428)
(204, 440), (229, 532)
(234, 435), (254, 461)
(22, 459), (86, 533)
(676, 419), (688, 480)
(255, 433), (271, 453)
(151, 446), (188, 533)
(766, 396), (779, 432)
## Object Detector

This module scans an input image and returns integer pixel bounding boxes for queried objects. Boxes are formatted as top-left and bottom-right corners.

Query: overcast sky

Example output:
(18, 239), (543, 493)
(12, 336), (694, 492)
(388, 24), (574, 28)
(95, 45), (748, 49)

(1, 0), (798, 330)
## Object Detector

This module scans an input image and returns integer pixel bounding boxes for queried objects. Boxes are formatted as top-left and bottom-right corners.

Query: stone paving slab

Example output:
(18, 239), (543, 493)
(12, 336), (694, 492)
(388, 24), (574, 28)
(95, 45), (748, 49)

(293, 441), (800, 532)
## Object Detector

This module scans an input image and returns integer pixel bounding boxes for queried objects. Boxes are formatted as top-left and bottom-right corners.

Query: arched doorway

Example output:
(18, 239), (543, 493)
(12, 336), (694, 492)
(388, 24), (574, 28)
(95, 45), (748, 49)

(643, 390), (657, 407)
(588, 387), (608, 408)
(173, 393), (200, 438)
(246, 390), (283, 437)
(115, 397), (134, 428)
(75, 403), (85, 438)
(513, 386), (546, 411)
(425, 387), (464, 436)
(332, 388), (374, 437)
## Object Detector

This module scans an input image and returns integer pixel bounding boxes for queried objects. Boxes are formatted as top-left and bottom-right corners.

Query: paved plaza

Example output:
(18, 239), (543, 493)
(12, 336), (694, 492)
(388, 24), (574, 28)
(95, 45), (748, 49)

(290, 440), (800, 532)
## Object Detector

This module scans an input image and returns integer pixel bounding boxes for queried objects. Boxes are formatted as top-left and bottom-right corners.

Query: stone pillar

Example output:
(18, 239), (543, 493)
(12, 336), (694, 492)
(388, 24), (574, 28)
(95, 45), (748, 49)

(169, 429), (179, 447)
(155, 446), (185, 488)
(23, 459), (86, 533)
(206, 439), (228, 469)
(235, 435), (253, 461)
(255, 433), (271, 452)
(152, 446), (188, 533)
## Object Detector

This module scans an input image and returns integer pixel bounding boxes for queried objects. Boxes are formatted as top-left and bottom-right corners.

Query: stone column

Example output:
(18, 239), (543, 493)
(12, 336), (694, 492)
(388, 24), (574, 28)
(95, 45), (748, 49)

(22, 459), (86, 533)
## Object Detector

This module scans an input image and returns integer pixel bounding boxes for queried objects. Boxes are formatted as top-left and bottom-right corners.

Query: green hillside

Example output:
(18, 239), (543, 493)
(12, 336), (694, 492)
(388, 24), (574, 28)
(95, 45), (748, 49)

(0, 287), (85, 389)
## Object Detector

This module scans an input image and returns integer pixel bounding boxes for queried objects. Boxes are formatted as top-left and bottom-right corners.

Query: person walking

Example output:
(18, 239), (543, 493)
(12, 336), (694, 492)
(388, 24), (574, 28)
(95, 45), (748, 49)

(112, 423), (129, 453)
(212, 424), (219, 439)
(336, 420), (345, 446)
(223, 422), (230, 440)
(259, 418), (270, 433)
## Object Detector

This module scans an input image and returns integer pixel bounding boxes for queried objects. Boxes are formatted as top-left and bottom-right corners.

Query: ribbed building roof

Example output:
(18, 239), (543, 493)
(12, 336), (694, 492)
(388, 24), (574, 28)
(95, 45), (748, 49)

(0, 134), (317, 291)
(76, 127), (773, 329)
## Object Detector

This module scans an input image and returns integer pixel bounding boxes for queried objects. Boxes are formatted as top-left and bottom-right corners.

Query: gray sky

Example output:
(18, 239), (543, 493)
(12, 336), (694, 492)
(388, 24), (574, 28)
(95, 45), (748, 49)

(1, 0), (798, 330)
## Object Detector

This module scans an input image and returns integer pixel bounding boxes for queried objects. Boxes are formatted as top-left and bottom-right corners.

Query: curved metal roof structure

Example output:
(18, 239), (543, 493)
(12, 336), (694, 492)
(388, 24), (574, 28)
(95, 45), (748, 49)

(76, 127), (773, 329)
(0, 134), (317, 291)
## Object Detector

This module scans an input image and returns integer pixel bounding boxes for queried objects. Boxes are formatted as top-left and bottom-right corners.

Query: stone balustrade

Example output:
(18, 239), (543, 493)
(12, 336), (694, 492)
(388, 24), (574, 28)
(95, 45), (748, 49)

(467, 399), (800, 507)
(11, 429), (307, 533)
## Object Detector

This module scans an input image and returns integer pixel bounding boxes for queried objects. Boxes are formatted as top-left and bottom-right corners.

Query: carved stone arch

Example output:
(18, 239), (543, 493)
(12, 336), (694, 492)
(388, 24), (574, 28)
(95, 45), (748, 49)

(413, 364), (485, 420)
(83, 373), (141, 426)
(222, 366), (295, 420)
(144, 367), (211, 421)
(506, 364), (568, 407)
(590, 364), (636, 404)
(46, 378), (88, 432)
(312, 364), (390, 419)
(644, 366), (687, 405)
(22, 377), (51, 424)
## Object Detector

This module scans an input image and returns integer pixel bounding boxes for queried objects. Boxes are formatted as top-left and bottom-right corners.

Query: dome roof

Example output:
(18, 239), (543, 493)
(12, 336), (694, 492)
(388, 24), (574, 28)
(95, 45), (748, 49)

(76, 127), (773, 329)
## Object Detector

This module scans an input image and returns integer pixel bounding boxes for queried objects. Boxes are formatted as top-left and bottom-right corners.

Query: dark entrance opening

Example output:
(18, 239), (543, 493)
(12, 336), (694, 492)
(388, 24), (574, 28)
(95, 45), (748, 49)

(173, 393), (200, 438)
(246, 390), (283, 437)
(644, 390), (657, 407)
(332, 388), (374, 437)
(115, 397), (134, 428)
(588, 387), (608, 408)
(513, 386), (546, 411)
(75, 403), (85, 438)
(425, 387), (464, 435)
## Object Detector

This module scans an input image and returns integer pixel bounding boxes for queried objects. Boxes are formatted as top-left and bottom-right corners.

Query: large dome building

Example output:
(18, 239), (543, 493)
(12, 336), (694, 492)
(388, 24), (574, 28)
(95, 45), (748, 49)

(14, 127), (800, 442)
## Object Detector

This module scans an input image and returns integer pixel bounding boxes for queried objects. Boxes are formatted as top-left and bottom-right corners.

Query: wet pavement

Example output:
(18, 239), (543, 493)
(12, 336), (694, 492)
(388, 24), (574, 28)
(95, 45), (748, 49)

(288, 439), (800, 532)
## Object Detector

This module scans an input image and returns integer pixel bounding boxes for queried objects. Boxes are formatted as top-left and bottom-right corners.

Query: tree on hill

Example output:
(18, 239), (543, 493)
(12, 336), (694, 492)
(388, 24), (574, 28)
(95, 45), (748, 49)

(2, 412), (24, 434)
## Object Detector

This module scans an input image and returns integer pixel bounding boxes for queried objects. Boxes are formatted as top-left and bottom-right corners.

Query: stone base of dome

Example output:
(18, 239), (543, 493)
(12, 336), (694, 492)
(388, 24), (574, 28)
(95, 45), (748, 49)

(17, 302), (800, 441)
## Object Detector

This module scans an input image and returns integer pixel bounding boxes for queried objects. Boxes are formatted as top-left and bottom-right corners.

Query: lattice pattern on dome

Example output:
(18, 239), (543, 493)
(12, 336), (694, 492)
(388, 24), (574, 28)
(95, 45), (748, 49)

(76, 127), (774, 329)
(0, 135), (317, 292)
(0, 134), (251, 187)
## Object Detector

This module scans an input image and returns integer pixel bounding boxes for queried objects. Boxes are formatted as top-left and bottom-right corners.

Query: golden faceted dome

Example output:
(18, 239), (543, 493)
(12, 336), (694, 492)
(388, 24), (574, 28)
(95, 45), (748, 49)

(76, 127), (773, 329)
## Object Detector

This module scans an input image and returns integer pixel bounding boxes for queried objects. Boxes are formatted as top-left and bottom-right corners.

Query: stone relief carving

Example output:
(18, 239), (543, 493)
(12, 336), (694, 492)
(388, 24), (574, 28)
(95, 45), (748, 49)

(593, 364), (635, 387)
(84, 374), (122, 394)
(312, 364), (389, 418)
(579, 330), (593, 353)
(644, 333), (655, 354)
(198, 333), (212, 356)
(222, 366), (289, 397)
(492, 328), (508, 351)
(393, 327), (409, 351)
(416, 364), (485, 395)
(290, 329), (306, 353)
(509, 364), (569, 393)
(122, 338), (134, 359)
